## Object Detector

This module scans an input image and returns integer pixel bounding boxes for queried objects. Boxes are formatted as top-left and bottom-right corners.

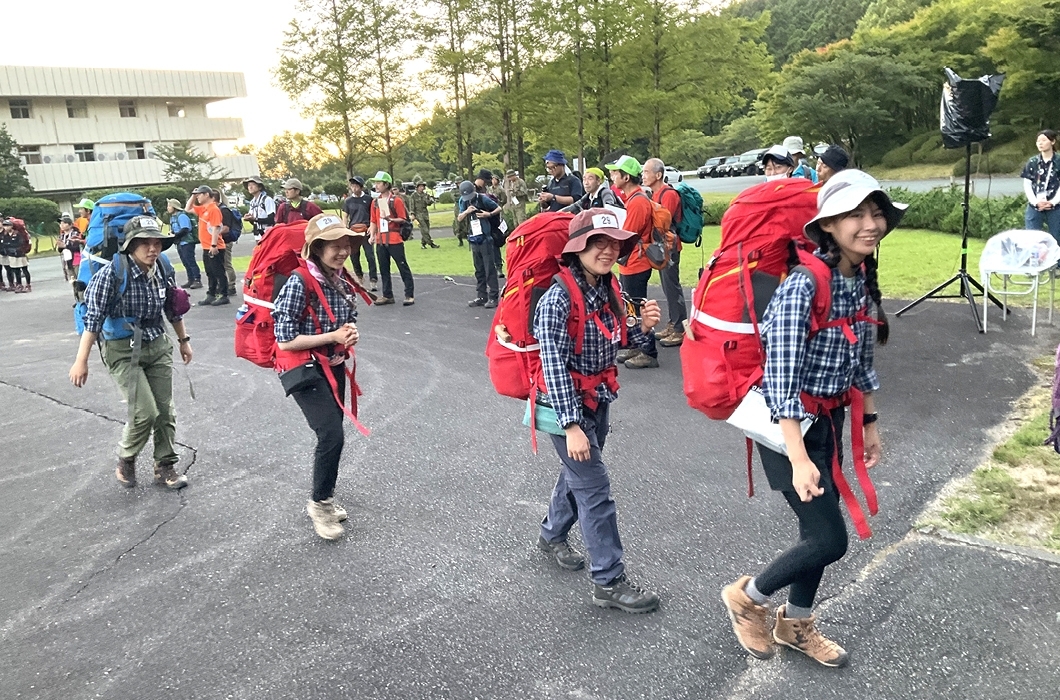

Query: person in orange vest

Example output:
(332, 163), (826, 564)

(367, 171), (415, 306)
(608, 155), (659, 370)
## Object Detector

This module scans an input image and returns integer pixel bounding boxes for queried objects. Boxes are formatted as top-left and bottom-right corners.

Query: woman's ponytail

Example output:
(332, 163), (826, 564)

(863, 253), (889, 345)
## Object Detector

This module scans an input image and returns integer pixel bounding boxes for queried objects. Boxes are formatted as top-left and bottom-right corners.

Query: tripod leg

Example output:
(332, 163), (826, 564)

(895, 274), (963, 316)
(963, 273), (1008, 312)
(961, 272), (984, 333)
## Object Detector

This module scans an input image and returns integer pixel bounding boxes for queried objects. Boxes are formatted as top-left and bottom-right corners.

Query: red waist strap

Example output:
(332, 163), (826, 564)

(801, 389), (878, 540)
(527, 366), (620, 455)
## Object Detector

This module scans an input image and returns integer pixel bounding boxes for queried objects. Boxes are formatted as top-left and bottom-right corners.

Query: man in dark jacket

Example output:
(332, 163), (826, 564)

(538, 149), (584, 212)
(342, 176), (377, 290)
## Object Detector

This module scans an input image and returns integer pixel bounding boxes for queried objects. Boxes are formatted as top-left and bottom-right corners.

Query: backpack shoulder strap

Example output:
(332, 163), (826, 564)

(792, 249), (832, 334)
(111, 254), (131, 296)
(554, 267), (588, 355)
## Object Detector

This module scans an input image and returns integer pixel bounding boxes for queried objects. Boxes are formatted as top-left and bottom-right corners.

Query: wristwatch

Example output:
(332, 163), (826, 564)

(863, 412), (879, 425)
(178, 336), (191, 344)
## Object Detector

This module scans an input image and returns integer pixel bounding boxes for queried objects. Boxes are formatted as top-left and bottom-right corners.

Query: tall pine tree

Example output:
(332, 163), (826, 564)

(0, 125), (33, 197)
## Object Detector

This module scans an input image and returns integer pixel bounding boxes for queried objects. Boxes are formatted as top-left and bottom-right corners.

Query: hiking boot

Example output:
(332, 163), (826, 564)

(115, 456), (137, 488)
(721, 575), (776, 660)
(181, 281), (193, 289)
(211, 296), (231, 306)
(592, 574), (660, 614)
(22, 284), (31, 293)
(307, 499), (344, 540)
(14, 284), (26, 293)
(375, 297), (395, 306)
(656, 322), (676, 341)
(537, 535), (585, 571)
(773, 605), (849, 668)
(430, 243), (440, 249)
(369, 279), (378, 292)
(153, 461), (188, 490)
(324, 497), (347, 522)
(190, 280), (203, 289)
(625, 353), (659, 369)
(659, 328), (684, 347)
(484, 299), (498, 309)
(468, 298), (486, 307)
(403, 297), (415, 306)
(616, 348), (640, 364)
(227, 287), (237, 297)
(198, 295), (217, 306)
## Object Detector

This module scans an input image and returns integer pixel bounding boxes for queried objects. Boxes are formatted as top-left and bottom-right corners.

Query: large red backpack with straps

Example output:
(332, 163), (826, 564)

(235, 220), (372, 434)
(485, 211), (627, 450)
(680, 178), (881, 539)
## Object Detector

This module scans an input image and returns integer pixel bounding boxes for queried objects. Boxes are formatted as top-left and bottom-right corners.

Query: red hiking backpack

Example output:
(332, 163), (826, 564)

(235, 220), (373, 435)
(680, 178), (881, 539)
(485, 211), (627, 451)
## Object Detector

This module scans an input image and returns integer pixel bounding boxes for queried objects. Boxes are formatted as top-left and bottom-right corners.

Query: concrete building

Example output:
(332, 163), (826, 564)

(0, 65), (260, 210)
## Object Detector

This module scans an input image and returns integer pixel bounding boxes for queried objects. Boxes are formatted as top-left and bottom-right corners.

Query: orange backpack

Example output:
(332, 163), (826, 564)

(622, 191), (676, 270)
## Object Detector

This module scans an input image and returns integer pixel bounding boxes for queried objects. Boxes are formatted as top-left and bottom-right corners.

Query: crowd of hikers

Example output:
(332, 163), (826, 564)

(52, 133), (918, 668)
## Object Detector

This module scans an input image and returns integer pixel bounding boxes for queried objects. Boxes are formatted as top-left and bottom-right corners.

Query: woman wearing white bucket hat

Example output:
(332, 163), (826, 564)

(721, 170), (906, 668)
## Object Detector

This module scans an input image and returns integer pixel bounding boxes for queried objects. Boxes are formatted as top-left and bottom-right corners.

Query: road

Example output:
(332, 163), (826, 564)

(2, 258), (1059, 699)
(680, 172), (1023, 198)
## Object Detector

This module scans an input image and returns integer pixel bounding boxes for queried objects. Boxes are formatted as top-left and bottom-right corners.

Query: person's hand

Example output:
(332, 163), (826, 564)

(640, 299), (662, 333)
(69, 359), (89, 388)
(209, 246), (219, 257)
(331, 325), (357, 347)
(564, 424), (591, 462)
(343, 323), (359, 347)
(242, 212), (253, 221)
(1045, 203), (1055, 211)
(179, 341), (193, 364)
(791, 456), (824, 502)
(537, 192), (549, 204)
(864, 423), (882, 469)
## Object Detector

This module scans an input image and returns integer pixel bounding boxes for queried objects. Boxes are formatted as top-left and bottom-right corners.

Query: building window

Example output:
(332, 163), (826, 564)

(66, 99), (88, 118)
(167, 103), (185, 118)
(18, 146), (42, 165)
(119, 100), (137, 118)
(9, 99), (30, 119)
(126, 142), (146, 160)
(73, 144), (96, 163)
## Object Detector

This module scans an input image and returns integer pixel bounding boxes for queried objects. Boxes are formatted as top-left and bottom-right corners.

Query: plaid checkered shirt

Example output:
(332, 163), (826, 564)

(761, 258), (879, 421)
(82, 257), (176, 342)
(533, 267), (652, 428)
(273, 272), (359, 343)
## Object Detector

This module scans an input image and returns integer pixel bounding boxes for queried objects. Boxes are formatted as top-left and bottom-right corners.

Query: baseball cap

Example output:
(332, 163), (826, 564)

(458, 180), (476, 202)
(761, 145), (795, 168)
(191, 185), (212, 195)
(282, 178), (304, 191)
(819, 145), (850, 172)
(605, 155), (642, 177)
(804, 169), (907, 245)
(370, 171), (393, 184)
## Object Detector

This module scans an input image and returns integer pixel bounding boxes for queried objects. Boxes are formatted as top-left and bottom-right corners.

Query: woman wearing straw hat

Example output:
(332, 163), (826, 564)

(534, 208), (663, 614)
(69, 216), (193, 490)
(273, 214), (364, 540)
(721, 170), (904, 668)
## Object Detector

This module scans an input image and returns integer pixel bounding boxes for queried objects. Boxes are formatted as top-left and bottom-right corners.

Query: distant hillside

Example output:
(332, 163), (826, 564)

(729, 0), (874, 64)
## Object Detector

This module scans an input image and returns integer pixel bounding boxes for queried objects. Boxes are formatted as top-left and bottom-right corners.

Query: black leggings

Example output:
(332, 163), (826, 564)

(754, 411), (849, 609)
(5, 266), (28, 285)
(290, 364), (347, 502)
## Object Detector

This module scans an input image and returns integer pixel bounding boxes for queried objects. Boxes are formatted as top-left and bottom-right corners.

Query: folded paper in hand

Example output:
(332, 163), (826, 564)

(725, 386), (813, 455)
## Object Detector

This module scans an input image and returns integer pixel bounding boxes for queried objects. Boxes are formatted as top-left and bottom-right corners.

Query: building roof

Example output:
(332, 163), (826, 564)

(0, 65), (246, 101)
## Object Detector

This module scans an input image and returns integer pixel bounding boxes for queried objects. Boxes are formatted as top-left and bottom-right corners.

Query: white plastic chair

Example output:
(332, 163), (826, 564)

(979, 229), (1060, 335)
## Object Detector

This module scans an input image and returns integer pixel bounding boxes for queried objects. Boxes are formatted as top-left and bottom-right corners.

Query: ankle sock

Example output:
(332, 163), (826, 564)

(745, 577), (770, 605)
(784, 602), (814, 620)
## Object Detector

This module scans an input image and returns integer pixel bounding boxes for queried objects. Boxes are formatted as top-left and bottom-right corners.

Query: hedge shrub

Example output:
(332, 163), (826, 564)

(0, 197), (61, 235)
(80, 185), (189, 217)
(436, 191), (455, 205)
(888, 186), (1026, 239)
(703, 200), (731, 226)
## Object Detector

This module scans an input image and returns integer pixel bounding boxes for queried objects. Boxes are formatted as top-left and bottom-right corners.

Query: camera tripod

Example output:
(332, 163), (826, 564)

(895, 143), (1006, 333)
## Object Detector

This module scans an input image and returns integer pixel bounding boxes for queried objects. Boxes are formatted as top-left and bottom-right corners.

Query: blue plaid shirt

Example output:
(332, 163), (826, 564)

(273, 272), (359, 343)
(533, 267), (652, 428)
(761, 259), (879, 421)
(83, 257), (176, 342)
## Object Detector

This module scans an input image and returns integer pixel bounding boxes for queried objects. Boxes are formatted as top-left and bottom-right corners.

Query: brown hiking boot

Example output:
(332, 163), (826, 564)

(115, 456), (137, 488)
(721, 575), (775, 660)
(307, 499), (344, 540)
(656, 322), (675, 341)
(154, 461), (188, 490)
(773, 605), (849, 668)
(658, 327), (684, 347)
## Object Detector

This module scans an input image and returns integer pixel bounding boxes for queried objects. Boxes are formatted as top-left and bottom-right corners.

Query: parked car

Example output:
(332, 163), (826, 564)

(697, 156), (729, 178)
(534, 174), (548, 186)
(434, 181), (457, 195)
(726, 149), (767, 177)
(663, 165), (684, 184)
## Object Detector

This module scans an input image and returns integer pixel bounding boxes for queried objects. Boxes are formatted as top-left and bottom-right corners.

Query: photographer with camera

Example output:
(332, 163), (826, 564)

(457, 180), (501, 309)
(538, 150), (584, 213)
(242, 176), (276, 243)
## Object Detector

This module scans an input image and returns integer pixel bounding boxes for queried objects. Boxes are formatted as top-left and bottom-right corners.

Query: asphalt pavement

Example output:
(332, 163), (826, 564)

(2, 257), (1059, 699)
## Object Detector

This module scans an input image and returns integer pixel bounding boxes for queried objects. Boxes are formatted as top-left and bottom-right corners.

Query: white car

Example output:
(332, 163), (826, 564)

(663, 166), (684, 184)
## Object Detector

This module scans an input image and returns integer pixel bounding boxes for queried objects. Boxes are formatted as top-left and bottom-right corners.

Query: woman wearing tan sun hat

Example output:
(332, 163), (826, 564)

(273, 213), (368, 540)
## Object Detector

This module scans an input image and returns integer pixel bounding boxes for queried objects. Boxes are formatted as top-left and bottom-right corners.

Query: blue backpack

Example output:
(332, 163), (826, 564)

(672, 182), (704, 245)
(74, 252), (177, 338)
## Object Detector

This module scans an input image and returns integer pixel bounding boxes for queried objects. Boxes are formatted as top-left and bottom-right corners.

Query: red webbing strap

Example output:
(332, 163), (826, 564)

(801, 392), (873, 540)
(312, 349), (370, 437)
(746, 437), (755, 498)
(571, 366), (619, 412)
(529, 382), (540, 455)
(848, 388), (879, 517)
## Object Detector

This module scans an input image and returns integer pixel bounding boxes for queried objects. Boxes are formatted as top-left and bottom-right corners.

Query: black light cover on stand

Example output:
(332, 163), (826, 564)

(940, 67), (1005, 148)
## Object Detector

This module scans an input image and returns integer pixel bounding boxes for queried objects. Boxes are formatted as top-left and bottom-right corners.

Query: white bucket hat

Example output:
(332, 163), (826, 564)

(782, 135), (805, 155)
(804, 169), (908, 245)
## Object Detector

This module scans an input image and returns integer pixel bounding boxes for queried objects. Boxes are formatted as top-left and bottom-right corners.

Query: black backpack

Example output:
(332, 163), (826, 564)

(221, 205), (243, 243)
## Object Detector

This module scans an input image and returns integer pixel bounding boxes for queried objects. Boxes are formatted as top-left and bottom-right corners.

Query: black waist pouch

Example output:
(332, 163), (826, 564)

(279, 361), (323, 396)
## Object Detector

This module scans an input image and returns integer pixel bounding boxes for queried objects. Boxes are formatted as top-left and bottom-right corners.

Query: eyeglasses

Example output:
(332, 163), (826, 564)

(590, 237), (623, 250)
